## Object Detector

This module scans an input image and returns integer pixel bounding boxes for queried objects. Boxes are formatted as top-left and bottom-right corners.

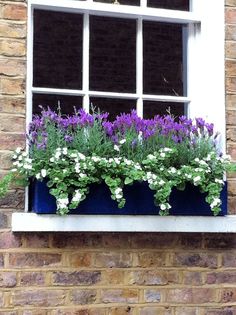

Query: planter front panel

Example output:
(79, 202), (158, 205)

(30, 180), (227, 216)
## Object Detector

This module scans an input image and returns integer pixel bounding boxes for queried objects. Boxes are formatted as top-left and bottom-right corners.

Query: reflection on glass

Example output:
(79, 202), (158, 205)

(93, 0), (140, 6)
(33, 94), (82, 114)
(90, 98), (136, 121)
(143, 101), (185, 119)
(33, 10), (83, 89)
(147, 0), (189, 11)
(90, 16), (136, 93)
(143, 21), (185, 96)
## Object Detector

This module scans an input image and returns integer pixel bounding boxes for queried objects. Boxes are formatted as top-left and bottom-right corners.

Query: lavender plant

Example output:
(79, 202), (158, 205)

(0, 107), (234, 215)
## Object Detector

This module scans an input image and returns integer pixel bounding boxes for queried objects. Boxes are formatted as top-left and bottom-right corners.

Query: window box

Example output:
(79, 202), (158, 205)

(31, 180), (228, 216)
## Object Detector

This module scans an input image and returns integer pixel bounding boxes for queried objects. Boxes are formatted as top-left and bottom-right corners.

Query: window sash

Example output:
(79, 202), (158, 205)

(30, 1), (192, 118)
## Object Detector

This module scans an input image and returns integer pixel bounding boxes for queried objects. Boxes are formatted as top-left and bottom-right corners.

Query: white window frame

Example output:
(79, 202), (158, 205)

(13, 0), (229, 232)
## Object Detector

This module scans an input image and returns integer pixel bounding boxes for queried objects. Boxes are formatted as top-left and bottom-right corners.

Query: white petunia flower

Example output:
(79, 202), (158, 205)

(193, 176), (201, 183)
(210, 198), (221, 209)
(215, 178), (224, 184)
(115, 188), (122, 195)
(160, 204), (167, 211)
(160, 152), (166, 158)
(78, 153), (86, 160)
(159, 180), (165, 186)
(41, 169), (47, 178)
(50, 157), (55, 163)
(15, 147), (22, 154)
(92, 156), (100, 162)
(36, 173), (41, 179)
(62, 148), (68, 155)
(114, 145), (120, 152)
(114, 158), (120, 164)
(119, 139), (126, 144)
(124, 159), (132, 165)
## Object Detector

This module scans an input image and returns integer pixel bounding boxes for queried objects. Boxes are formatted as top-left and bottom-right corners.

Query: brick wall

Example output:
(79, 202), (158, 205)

(0, 0), (236, 314)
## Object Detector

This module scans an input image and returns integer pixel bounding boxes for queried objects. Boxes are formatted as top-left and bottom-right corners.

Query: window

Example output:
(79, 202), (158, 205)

(28, 0), (224, 142)
(15, 0), (227, 231)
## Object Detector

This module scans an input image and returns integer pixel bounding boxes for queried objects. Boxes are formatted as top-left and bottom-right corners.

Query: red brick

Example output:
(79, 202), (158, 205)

(2, 4), (27, 20)
(144, 289), (161, 302)
(0, 97), (25, 114)
(175, 309), (197, 315)
(226, 0), (236, 6)
(0, 232), (22, 249)
(228, 143), (236, 160)
(166, 288), (216, 304)
(100, 289), (139, 303)
(52, 271), (101, 286)
(70, 289), (97, 305)
(108, 307), (135, 315)
(0, 272), (16, 287)
(0, 115), (25, 132)
(0, 58), (25, 76)
(127, 270), (178, 286)
(0, 254), (4, 268)
(0, 212), (9, 228)
(0, 189), (24, 208)
(22, 311), (50, 315)
(20, 272), (46, 286)
(9, 253), (61, 268)
(102, 233), (131, 248)
(228, 196), (236, 214)
(0, 39), (26, 57)
(102, 270), (125, 285)
(0, 133), (25, 150)
(0, 292), (5, 308)
(226, 41), (236, 59)
(23, 233), (50, 248)
(0, 21), (26, 38)
(227, 110), (236, 124)
(204, 308), (236, 315)
(1, 77), (25, 95)
(222, 252), (236, 267)
(12, 289), (65, 306)
(206, 271), (236, 284)
(204, 234), (236, 249)
(182, 271), (203, 286)
(220, 288), (236, 303)
(226, 8), (236, 24)
(131, 233), (177, 249)
(139, 307), (171, 315)
(51, 233), (102, 248)
(173, 253), (217, 268)
(94, 252), (132, 268)
(134, 251), (167, 267)
(69, 253), (92, 268)
(178, 233), (203, 248)
(226, 25), (236, 40)
(54, 309), (106, 315)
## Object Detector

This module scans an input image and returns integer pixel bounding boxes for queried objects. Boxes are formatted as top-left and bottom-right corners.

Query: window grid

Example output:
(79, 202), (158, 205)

(31, 0), (194, 117)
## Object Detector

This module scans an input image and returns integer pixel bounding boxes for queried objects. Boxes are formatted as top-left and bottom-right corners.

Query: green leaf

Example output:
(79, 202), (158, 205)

(124, 177), (133, 185)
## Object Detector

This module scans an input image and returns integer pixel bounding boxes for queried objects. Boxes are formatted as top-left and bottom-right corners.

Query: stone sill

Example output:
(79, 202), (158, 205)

(12, 213), (236, 233)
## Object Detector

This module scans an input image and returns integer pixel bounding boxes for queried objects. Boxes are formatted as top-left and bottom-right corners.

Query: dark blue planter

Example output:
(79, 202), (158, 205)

(30, 180), (227, 216)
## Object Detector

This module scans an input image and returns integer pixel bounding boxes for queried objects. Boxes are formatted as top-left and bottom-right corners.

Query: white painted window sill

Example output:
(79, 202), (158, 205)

(12, 213), (236, 233)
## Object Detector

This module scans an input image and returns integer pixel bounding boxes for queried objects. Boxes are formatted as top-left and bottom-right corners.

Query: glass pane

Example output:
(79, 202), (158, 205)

(143, 21), (186, 96)
(93, 0), (140, 6)
(33, 94), (82, 115)
(143, 101), (185, 119)
(147, 0), (189, 11)
(90, 16), (136, 93)
(33, 10), (83, 89)
(90, 98), (136, 121)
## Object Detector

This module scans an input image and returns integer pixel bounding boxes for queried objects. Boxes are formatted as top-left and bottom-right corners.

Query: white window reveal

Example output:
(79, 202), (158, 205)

(13, 0), (228, 232)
